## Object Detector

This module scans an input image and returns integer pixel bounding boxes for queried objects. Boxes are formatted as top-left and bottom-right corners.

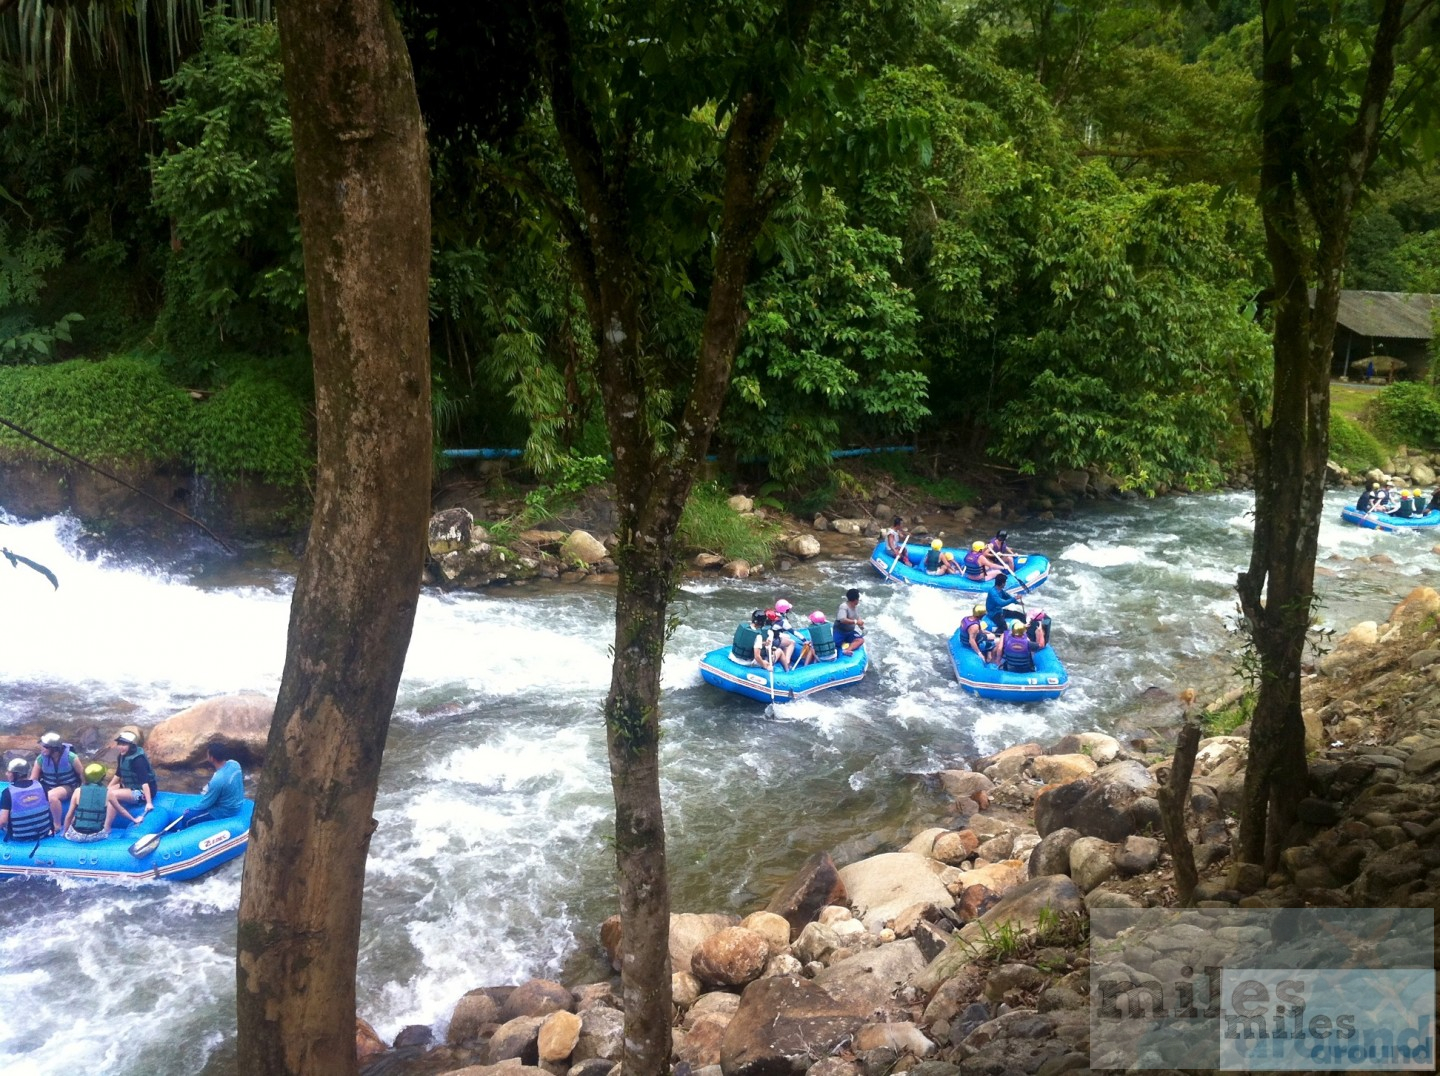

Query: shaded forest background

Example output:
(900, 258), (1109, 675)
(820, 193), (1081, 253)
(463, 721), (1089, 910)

(0, 0), (1437, 504)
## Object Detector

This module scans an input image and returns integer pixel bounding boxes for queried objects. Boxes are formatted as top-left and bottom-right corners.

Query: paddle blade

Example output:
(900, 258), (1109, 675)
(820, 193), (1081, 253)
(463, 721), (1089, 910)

(128, 833), (161, 857)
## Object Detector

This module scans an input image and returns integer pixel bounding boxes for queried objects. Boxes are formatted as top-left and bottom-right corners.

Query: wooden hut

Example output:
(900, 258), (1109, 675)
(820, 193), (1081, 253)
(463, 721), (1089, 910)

(1322, 290), (1440, 381)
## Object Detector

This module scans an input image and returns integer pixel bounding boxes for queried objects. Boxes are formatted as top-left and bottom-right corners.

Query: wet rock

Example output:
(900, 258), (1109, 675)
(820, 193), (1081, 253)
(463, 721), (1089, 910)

(719, 975), (868, 1076)
(692, 927), (771, 988)
(765, 852), (846, 941)
(146, 691), (273, 767)
(838, 852), (954, 930)
(723, 560), (751, 579)
(503, 980), (575, 1020)
(449, 991), (501, 1045)
(357, 1018), (387, 1064)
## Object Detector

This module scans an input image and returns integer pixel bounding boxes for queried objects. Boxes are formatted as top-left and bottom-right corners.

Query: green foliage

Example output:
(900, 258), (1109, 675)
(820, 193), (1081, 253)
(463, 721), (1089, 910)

(0, 221), (84, 362)
(1369, 382), (1440, 448)
(1203, 694), (1253, 736)
(519, 453), (612, 523)
(0, 356), (191, 465)
(678, 483), (779, 564)
(1328, 412), (1387, 472)
(864, 452), (977, 505)
(190, 374), (312, 488)
(151, 11), (302, 360)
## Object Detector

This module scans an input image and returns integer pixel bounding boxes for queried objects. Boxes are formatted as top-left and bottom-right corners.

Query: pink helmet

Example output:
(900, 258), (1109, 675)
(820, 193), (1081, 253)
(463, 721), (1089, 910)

(809, 611), (826, 624)
(775, 599), (793, 614)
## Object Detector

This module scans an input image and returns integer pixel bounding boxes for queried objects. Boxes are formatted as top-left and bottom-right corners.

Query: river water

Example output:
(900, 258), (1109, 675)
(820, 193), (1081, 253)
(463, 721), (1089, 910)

(0, 489), (1435, 1074)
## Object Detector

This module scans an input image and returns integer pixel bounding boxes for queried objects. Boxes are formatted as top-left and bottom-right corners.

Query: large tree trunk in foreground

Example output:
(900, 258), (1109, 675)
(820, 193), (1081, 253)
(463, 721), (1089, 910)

(236, 2), (430, 1073)
(1237, 0), (1407, 868)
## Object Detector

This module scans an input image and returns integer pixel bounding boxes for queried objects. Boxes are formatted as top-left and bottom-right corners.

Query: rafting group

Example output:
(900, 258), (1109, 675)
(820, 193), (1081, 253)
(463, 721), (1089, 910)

(1341, 478), (1440, 531)
(699, 518), (1067, 707)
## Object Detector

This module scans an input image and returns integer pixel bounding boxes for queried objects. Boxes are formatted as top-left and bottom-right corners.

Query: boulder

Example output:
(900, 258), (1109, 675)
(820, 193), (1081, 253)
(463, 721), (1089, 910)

(503, 980), (575, 1020)
(811, 939), (928, 1019)
(838, 852), (954, 931)
(572, 1006), (625, 1063)
(356, 1018), (387, 1064)
(539, 1011), (583, 1063)
(1318, 621), (1380, 676)
(931, 829), (980, 865)
(720, 975), (868, 1076)
(949, 860), (1026, 900)
(765, 852), (847, 940)
(938, 770), (994, 798)
(1033, 760), (1160, 842)
(1390, 586), (1440, 632)
(1049, 732), (1123, 765)
(448, 991), (502, 1044)
(694, 553), (728, 570)
(793, 921), (846, 965)
(1412, 462), (1436, 487)
(1032, 754), (1098, 784)
(914, 877), (1085, 993)
(728, 495), (755, 513)
(740, 911), (792, 953)
(560, 530), (608, 566)
(692, 927), (771, 988)
(830, 519), (867, 536)
(392, 1025), (432, 1049)
(688, 992), (743, 1027)
(670, 912), (742, 974)
(678, 1012), (732, 1068)
(599, 915), (623, 971)
(1115, 835), (1161, 876)
(428, 507), (474, 555)
(786, 535), (822, 559)
(723, 560), (751, 579)
(851, 1022), (935, 1057)
(672, 971), (703, 1009)
(489, 1016), (544, 1065)
(1067, 837), (1119, 892)
(145, 692), (273, 767)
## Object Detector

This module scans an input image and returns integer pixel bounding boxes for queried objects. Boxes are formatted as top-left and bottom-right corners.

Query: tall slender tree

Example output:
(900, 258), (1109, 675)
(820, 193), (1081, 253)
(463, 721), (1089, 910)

(233, 1), (430, 1073)
(1237, 0), (1436, 866)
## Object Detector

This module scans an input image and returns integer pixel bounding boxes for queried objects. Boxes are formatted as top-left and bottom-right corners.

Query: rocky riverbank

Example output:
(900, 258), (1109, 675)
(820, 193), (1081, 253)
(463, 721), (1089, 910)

(345, 585), (1440, 1076)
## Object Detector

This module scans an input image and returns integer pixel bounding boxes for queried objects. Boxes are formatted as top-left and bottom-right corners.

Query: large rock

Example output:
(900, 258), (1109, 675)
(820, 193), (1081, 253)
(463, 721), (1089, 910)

(670, 912), (742, 974)
(1067, 837), (1119, 892)
(692, 927), (771, 988)
(1033, 760), (1160, 842)
(1318, 621), (1380, 676)
(356, 1018), (387, 1064)
(1029, 827), (1081, 879)
(914, 876), (1086, 994)
(766, 852), (846, 940)
(572, 1006), (625, 1063)
(741, 911), (793, 953)
(503, 979), (575, 1020)
(678, 1012), (732, 1068)
(720, 976), (868, 1076)
(538, 1011), (583, 1062)
(1032, 754), (1098, 784)
(489, 1015), (544, 1065)
(145, 692), (273, 767)
(1389, 587), (1440, 633)
(428, 507), (473, 555)
(938, 770), (994, 798)
(838, 852), (954, 931)
(448, 991), (502, 1044)
(1049, 732), (1123, 765)
(560, 530), (608, 566)
(811, 939), (928, 1019)
(786, 535), (821, 559)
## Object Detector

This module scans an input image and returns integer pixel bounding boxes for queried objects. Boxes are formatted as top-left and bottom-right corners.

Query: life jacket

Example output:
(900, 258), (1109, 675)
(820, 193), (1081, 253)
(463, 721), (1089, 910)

(962, 551), (987, 580)
(959, 615), (993, 651)
(1356, 490), (1376, 512)
(988, 538), (1011, 555)
(1396, 495), (1415, 517)
(38, 745), (80, 792)
(71, 784), (107, 834)
(808, 622), (837, 661)
(1000, 633), (1036, 673)
(6, 782), (52, 842)
(924, 548), (942, 573)
(118, 748), (155, 793)
(731, 624), (761, 664)
(758, 628), (787, 664)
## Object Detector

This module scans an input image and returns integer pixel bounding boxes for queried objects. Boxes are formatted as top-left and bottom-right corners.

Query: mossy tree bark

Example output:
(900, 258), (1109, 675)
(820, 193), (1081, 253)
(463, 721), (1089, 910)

(1237, 0), (1411, 868)
(234, 2), (430, 1073)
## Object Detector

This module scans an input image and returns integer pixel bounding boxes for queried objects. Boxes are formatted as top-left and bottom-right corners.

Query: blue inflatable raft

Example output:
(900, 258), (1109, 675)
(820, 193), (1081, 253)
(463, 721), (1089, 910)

(948, 628), (1069, 702)
(869, 542), (1050, 594)
(699, 629), (869, 704)
(0, 789), (252, 882)
(1339, 506), (1440, 532)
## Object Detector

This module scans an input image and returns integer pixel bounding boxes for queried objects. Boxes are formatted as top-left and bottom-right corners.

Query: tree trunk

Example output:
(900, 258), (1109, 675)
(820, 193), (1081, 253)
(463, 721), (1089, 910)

(235, 2), (430, 1074)
(1157, 717), (1201, 905)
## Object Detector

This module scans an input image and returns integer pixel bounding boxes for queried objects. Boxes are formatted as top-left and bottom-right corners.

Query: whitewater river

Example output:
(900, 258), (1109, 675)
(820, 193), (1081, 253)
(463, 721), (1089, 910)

(0, 489), (1436, 1074)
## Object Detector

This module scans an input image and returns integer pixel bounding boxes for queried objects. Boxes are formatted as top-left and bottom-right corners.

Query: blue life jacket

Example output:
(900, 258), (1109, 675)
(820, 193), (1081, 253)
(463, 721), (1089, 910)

(962, 551), (987, 580)
(924, 548), (942, 573)
(6, 782), (52, 842)
(808, 622), (837, 661)
(731, 624), (761, 663)
(1000, 633), (1036, 672)
(959, 615), (993, 651)
(38, 745), (80, 792)
(71, 784), (107, 833)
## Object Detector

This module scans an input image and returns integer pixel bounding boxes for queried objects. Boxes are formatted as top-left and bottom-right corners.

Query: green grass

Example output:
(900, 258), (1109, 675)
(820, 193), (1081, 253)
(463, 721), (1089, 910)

(1330, 383), (1376, 423)
(679, 482), (780, 563)
(858, 452), (977, 505)
(1202, 693), (1253, 737)
(1329, 412), (1388, 472)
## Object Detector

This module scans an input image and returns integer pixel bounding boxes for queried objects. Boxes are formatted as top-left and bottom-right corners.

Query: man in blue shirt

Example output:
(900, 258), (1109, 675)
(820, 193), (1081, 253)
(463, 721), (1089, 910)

(180, 742), (245, 827)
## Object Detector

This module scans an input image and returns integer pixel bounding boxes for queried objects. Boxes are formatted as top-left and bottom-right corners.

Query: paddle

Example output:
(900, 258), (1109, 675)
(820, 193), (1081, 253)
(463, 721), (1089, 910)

(129, 814), (185, 858)
(763, 653), (778, 718)
(882, 532), (911, 579)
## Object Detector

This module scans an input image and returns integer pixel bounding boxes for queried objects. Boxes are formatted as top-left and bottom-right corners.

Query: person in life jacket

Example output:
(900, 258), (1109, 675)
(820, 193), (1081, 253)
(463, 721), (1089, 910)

(104, 730), (158, 838)
(1395, 490), (1416, 517)
(732, 609), (766, 665)
(1428, 486), (1440, 514)
(1026, 609), (1053, 645)
(935, 551), (964, 575)
(1, 756), (54, 843)
(986, 530), (1017, 573)
(799, 611), (838, 665)
(999, 620), (1045, 673)
(882, 517), (917, 568)
(984, 574), (1026, 633)
(32, 731), (84, 833)
(924, 539), (945, 574)
(958, 604), (997, 664)
(772, 599), (795, 630)
(835, 589), (864, 653)
(64, 763), (109, 841)
(961, 541), (989, 581)
(1356, 481), (1381, 512)
(752, 609), (796, 672)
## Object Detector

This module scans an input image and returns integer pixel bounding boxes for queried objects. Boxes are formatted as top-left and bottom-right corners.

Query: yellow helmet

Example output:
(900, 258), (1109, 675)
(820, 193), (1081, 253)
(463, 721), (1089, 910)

(931, 539), (943, 549)
(973, 604), (985, 617)
(83, 763), (106, 783)
(971, 541), (985, 551)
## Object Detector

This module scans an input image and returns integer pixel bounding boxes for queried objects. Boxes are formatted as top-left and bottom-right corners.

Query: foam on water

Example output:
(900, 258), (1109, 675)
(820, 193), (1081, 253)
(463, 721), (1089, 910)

(6, 489), (1440, 1070)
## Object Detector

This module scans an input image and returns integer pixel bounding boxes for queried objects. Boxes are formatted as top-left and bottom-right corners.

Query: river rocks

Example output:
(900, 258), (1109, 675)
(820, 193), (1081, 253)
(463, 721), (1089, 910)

(503, 979), (574, 1020)
(838, 852), (954, 930)
(1029, 827), (1081, 879)
(356, 1018), (387, 1064)
(560, 529), (607, 566)
(811, 939), (927, 1018)
(938, 770), (994, 798)
(572, 1006), (625, 1063)
(670, 912), (742, 974)
(428, 507), (473, 554)
(691, 926), (771, 988)
(1319, 621), (1380, 676)
(765, 851), (846, 940)
(1067, 837), (1118, 892)
(488, 1015), (544, 1065)
(1033, 760), (1160, 842)
(720, 976), (869, 1076)
(145, 691), (273, 767)
(449, 991), (502, 1044)
(678, 1012), (731, 1067)
(931, 829), (981, 865)
(1049, 732), (1123, 765)
(830, 518), (868, 536)
(740, 910), (792, 953)
(1032, 754), (1098, 784)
